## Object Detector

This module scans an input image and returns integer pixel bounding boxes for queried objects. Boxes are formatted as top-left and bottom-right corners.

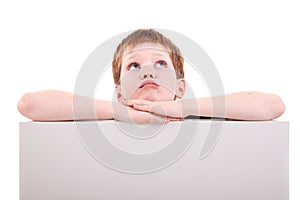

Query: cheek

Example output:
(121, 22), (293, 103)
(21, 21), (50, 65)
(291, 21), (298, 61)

(119, 71), (140, 98)
(156, 70), (178, 92)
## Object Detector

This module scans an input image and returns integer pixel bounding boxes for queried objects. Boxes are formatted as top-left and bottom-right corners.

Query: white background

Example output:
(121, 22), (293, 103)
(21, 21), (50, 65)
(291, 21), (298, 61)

(0, 0), (299, 199)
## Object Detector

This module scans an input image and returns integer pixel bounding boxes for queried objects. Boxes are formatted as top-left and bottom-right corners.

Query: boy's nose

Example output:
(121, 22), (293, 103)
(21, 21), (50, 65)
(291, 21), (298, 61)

(141, 72), (155, 79)
(139, 64), (157, 79)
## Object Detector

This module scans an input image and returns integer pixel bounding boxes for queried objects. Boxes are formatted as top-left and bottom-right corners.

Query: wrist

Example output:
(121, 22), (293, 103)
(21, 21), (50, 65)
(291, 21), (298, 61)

(182, 98), (198, 117)
(95, 100), (114, 120)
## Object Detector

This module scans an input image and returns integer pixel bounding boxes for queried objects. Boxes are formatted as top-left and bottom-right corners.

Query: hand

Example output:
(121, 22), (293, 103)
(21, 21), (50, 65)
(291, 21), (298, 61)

(112, 101), (182, 124)
(127, 99), (195, 119)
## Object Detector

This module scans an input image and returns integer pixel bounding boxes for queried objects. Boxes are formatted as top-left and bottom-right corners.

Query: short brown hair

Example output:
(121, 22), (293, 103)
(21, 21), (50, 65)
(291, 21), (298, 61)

(112, 29), (184, 85)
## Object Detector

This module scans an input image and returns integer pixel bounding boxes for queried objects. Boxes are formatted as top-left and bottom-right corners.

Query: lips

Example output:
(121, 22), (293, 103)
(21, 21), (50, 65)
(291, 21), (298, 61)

(139, 80), (159, 89)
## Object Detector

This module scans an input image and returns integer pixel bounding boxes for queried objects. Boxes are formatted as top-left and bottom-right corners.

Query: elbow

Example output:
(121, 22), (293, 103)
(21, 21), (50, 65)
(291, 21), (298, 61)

(267, 95), (286, 120)
(17, 93), (35, 120)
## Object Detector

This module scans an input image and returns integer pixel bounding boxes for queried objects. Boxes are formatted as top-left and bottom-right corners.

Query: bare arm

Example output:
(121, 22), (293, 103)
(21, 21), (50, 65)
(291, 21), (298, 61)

(189, 91), (286, 120)
(17, 90), (113, 121)
(129, 91), (286, 121)
(17, 90), (178, 123)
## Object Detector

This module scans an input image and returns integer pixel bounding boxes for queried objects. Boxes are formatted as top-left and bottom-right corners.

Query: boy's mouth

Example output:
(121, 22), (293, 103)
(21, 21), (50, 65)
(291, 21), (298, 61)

(139, 80), (159, 89)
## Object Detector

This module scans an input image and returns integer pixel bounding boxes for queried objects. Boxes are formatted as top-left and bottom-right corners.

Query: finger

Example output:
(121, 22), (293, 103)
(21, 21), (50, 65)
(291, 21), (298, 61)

(128, 109), (167, 124)
(167, 117), (183, 122)
(133, 104), (151, 112)
(118, 98), (130, 106)
(132, 114), (167, 124)
(135, 104), (168, 116)
(149, 114), (169, 124)
(138, 111), (168, 124)
(128, 99), (152, 106)
(148, 105), (167, 117)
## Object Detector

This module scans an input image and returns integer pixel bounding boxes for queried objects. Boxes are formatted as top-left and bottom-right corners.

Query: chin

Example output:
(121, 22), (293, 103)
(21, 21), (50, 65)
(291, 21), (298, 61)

(133, 95), (174, 101)
(129, 91), (175, 101)
(136, 96), (158, 101)
(147, 97), (162, 101)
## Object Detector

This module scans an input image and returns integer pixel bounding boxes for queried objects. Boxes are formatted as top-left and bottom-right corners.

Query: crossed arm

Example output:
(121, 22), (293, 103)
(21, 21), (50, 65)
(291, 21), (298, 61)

(17, 90), (285, 123)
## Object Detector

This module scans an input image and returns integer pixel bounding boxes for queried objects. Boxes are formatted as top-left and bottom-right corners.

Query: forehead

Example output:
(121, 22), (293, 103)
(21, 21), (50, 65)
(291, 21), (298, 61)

(122, 42), (170, 61)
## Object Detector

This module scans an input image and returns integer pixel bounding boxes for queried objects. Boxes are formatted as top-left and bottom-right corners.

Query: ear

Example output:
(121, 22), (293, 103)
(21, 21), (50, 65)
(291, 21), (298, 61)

(175, 78), (186, 99)
(115, 84), (124, 102)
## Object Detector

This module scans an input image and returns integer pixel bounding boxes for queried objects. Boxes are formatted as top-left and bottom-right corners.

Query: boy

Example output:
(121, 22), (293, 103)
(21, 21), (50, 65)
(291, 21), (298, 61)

(17, 29), (285, 123)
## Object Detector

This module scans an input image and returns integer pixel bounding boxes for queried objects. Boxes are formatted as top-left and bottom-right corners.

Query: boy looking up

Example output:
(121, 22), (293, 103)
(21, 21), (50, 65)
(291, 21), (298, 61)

(17, 29), (285, 123)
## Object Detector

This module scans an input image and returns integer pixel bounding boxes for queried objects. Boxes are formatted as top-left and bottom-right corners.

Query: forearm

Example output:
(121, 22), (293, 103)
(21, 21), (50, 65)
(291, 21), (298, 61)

(17, 90), (113, 121)
(187, 91), (285, 120)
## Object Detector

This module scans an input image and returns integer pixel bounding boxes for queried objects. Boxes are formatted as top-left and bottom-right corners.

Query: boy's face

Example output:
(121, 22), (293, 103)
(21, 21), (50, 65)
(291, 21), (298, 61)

(116, 42), (186, 102)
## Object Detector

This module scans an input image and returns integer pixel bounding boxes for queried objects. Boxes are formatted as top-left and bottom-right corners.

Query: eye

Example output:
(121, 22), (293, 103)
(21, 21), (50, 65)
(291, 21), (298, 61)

(155, 60), (168, 69)
(128, 62), (140, 71)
